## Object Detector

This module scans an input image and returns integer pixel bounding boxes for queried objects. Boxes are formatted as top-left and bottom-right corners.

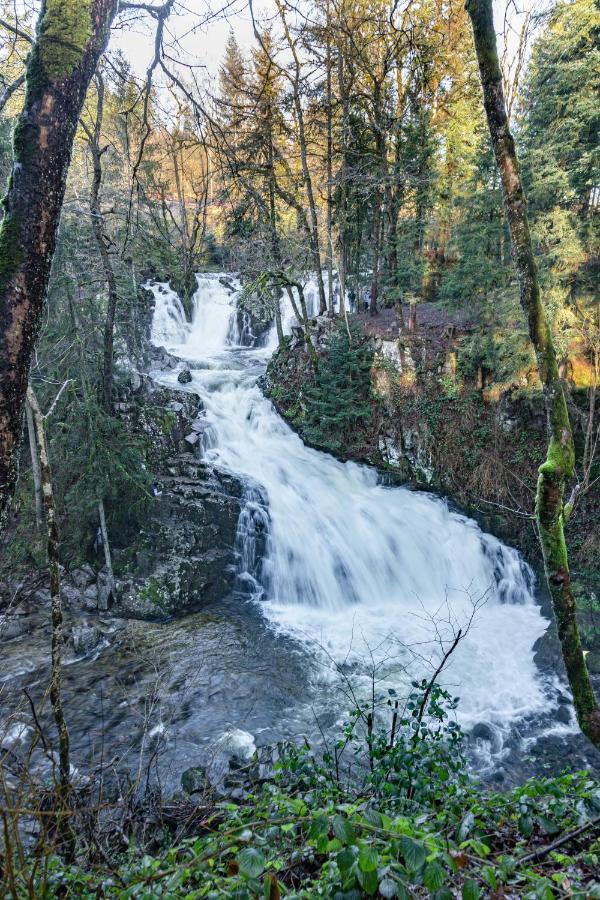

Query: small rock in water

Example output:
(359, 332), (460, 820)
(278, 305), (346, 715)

(470, 722), (503, 754)
(556, 703), (573, 725)
(177, 368), (193, 384)
(72, 624), (101, 655)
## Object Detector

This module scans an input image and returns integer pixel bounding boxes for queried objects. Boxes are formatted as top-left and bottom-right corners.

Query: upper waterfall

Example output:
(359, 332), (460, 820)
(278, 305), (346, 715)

(148, 274), (563, 735)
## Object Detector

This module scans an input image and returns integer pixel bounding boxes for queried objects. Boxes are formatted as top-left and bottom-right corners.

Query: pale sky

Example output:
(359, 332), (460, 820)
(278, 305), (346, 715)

(108, 0), (541, 88)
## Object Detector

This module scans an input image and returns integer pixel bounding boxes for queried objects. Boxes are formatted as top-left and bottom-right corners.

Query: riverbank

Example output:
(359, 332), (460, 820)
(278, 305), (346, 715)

(261, 307), (600, 680)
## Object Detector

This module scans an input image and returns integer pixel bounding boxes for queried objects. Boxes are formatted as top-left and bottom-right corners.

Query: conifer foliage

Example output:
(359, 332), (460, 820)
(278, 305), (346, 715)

(304, 321), (374, 453)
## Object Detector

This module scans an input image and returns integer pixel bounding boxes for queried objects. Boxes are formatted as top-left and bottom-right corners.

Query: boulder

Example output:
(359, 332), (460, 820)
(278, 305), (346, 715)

(177, 369), (193, 384)
(0, 616), (30, 640)
(72, 624), (102, 655)
(82, 584), (99, 610)
(97, 570), (113, 612)
(70, 565), (96, 590)
(115, 457), (259, 619)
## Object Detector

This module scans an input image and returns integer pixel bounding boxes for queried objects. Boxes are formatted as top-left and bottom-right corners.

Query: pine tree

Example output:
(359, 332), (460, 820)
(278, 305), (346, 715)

(304, 321), (373, 452)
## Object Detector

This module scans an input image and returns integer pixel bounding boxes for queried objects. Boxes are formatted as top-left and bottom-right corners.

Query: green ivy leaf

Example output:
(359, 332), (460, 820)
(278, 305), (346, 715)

(518, 814), (533, 838)
(337, 847), (356, 873)
(333, 815), (356, 845)
(378, 877), (398, 898)
(462, 878), (481, 900)
(238, 847), (265, 879)
(423, 860), (446, 891)
(399, 836), (427, 873)
(457, 811), (475, 842)
(358, 844), (378, 873)
(357, 866), (379, 895)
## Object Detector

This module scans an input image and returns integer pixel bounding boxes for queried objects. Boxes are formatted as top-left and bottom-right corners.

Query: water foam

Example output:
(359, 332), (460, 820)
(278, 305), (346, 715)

(149, 275), (560, 734)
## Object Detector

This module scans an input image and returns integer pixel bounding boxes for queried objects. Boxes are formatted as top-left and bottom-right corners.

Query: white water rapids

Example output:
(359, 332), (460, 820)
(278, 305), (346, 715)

(149, 273), (565, 746)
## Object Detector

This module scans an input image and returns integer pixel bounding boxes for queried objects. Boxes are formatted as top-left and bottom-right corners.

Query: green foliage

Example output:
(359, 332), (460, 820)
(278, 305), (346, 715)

(303, 321), (374, 453)
(24, 686), (600, 898)
(439, 135), (512, 309)
(50, 391), (151, 562)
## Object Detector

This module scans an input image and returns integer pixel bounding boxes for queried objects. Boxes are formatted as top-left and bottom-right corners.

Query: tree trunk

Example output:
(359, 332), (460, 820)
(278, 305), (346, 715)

(336, 43), (349, 318)
(97, 498), (113, 583)
(325, 0), (334, 316)
(25, 399), (43, 528)
(274, 0), (327, 314)
(83, 72), (120, 413)
(467, 0), (600, 747)
(27, 385), (74, 853)
(0, 0), (118, 527)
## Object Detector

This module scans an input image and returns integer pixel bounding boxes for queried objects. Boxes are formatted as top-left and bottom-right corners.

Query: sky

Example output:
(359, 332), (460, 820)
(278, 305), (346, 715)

(108, 0), (542, 89)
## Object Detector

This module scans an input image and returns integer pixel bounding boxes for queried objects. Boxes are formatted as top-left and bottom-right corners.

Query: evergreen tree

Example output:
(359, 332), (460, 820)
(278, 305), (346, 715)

(304, 321), (373, 452)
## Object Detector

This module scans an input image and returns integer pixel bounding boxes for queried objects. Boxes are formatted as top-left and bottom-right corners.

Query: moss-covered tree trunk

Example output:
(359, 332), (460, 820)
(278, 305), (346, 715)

(0, 0), (118, 527)
(466, 0), (600, 747)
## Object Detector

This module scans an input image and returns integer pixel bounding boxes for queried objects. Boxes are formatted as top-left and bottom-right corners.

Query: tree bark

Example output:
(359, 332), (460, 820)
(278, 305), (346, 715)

(25, 398), (43, 528)
(82, 71), (119, 412)
(0, 0), (118, 527)
(27, 384), (74, 852)
(467, 0), (600, 748)
(274, 0), (327, 314)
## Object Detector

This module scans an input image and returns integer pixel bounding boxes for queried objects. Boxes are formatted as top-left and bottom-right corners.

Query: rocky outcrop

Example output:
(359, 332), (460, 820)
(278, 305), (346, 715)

(114, 456), (248, 619)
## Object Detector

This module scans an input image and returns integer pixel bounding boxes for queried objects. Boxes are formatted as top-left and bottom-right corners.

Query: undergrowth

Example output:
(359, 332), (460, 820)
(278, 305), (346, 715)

(5, 683), (600, 898)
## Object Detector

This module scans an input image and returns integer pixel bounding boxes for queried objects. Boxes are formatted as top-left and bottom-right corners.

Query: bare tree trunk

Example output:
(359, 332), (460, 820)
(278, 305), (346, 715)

(27, 385), (74, 852)
(0, 0), (118, 526)
(325, 0), (335, 316)
(370, 199), (382, 317)
(97, 499), (113, 583)
(274, 0), (327, 314)
(25, 399), (43, 528)
(336, 36), (350, 318)
(81, 72), (120, 413)
(467, 0), (600, 747)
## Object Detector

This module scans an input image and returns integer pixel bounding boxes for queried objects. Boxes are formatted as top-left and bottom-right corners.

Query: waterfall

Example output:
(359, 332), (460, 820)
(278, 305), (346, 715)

(148, 274), (562, 736)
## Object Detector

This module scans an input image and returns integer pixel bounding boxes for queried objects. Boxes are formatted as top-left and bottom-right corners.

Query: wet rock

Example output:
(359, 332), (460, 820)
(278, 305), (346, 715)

(150, 346), (178, 369)
(288, 325), (305, 350)
(0, 616), (30, 640)
(97, 570), (113, 612)
(181, 765), (208, 795)
(184, 432), (199, 447)
(556, 703), (573, 725)
(114, 457), (256, 619)
(177, 368), (193, 384)
(129, 370), (142, 392)
(470, 722), (503, 754)
(70, 565), (96, 590)
(62, 581), (85, 607)
(82, 584), (99, 609)
(72, 624), (102, 655)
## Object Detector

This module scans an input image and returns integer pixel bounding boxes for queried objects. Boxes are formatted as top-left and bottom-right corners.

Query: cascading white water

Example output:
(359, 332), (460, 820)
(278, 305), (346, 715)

(149, 274), (562, 737)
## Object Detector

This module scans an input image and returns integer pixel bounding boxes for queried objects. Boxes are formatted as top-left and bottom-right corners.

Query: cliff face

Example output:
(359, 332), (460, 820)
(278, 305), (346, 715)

(261, 315), (600, 673)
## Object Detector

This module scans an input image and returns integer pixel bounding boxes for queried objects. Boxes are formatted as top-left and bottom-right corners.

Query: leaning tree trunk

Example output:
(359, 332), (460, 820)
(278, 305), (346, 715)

(0, 0), (118, 528)
(467, 0), (600, 747)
